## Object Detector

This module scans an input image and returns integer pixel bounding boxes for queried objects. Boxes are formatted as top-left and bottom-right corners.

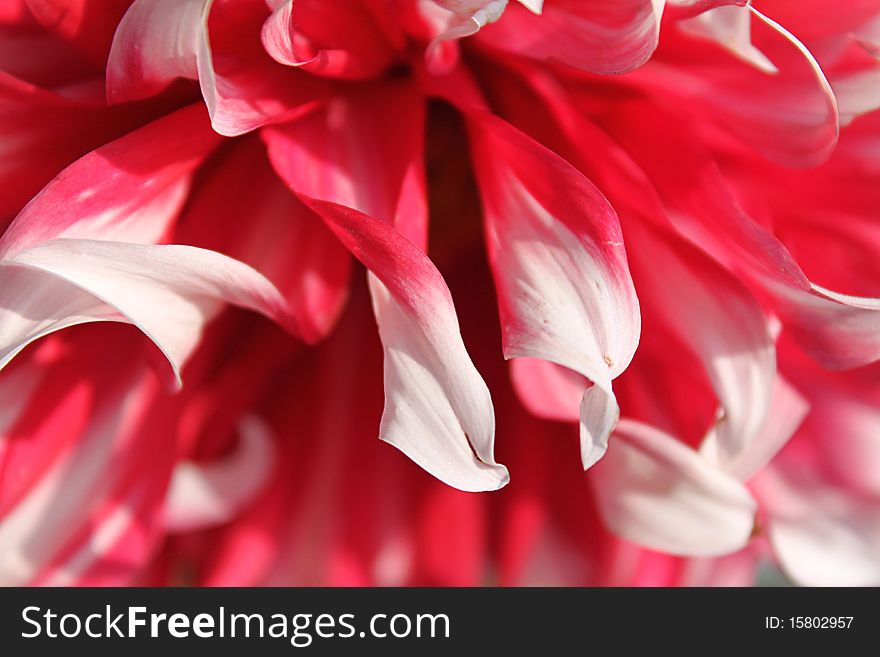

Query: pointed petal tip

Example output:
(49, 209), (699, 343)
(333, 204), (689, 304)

(381, 434), (510, 493)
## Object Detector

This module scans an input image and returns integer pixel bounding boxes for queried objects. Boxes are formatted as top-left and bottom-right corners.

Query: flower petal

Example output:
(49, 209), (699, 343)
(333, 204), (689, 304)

(704, 375), (810, 481)
(2, 239), (295, 389)
(300, 200), (509, 492)
(174, 138), (352, 344)
(261, 0), (397, 79)
(108, 0), (328, 136)
(604, 101), (880, 370)
(264, 87), (507, 491)
(678, 4), (778, 73)
(106, 0), (210, 103)
(757, 466), (880, 586)
(475, 0), (664, 74)
(509, 358), (583, 422)
(469, 112), (640, 469)
(625, 222), (777, 479)
(0, 365), (163, 585)
(590, 419), (758, 556)
(0, 103), (220, 257)
(631, 4), (839, 166)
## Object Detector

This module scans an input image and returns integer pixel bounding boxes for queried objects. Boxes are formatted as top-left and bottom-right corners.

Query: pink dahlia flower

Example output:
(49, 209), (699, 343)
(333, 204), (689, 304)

(0, 0), (878, 586)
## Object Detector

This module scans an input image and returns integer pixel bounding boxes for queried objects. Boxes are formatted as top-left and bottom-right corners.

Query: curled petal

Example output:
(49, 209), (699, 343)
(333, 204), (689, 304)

(1, 240), (294, 389)
(106, 0), (210, 103)
(579, 382), (619, 469)
(604, 103), (880, 370)
(108, 0), (327, 136)
(769, 282), (880, 370)
(475, 0), (664, 74)
(261, 0), (397, 79)
(678, 4), (778, 72)
(174, 139), (352, 344)
(665, 0), (745, 20)
(632, 4), (839, 166)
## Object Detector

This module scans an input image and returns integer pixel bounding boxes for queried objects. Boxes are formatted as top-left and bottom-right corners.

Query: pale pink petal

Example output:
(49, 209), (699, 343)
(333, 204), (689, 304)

(590, 419), (758, 556)
(852, 13), (880, 57)
(579, 383), (620, 468)
(768, 281), (880, 370)
(427, 0), (508, 58)
(630, 5), (839, 166)
(164, 415), (275, 532)
(469, 112), (640, 469)
(516, 0), (543, 13)
(757, 466), (880, 586)
(202, 0), (333, 136)
(0, 104), (291, 383)
(475, 0), (664, 74)
(108, 0), (328, 136)
(605, 103), (880, 370)
(665, 0), (745, 19)
(831, 69), (880, 126)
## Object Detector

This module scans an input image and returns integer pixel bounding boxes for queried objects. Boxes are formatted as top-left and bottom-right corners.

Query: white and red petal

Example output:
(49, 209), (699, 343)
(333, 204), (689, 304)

(469, 112), (640, 469)
(632, 3), (839, 167)
(108, 0), (328, 136)
(264, 87), (506, 491)
(0, 105), (297, 384)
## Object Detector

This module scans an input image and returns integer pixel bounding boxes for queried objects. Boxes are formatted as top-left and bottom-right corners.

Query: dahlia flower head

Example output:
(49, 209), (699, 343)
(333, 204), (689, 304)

(0, 0), (878, 587)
